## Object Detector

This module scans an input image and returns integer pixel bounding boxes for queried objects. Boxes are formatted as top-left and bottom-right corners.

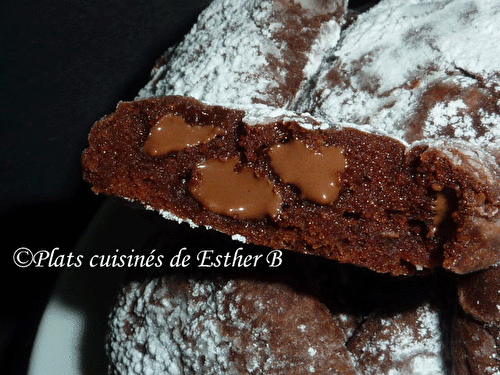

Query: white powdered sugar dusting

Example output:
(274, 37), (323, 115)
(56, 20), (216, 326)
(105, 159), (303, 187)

(423, 100), (474, 139)
(138, 0), (276, 105)
(353, 303), (447, 375)
(240, 102), (326, 129)
(334, 0), (500, 92)
(302, 18), (342, 79)
(107, 274), (358, 374)
(306, 0), (500, 153)
(230, 233), (247, 244)
(149, 205), (247, 243)
(107, 276), (234, 374)
(422, 96), (500, 149)
(138, 0), (345, 109)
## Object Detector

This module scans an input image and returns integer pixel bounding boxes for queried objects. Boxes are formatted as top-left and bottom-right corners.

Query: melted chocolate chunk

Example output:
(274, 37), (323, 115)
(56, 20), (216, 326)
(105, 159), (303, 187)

(143, 114), (224, 156)
(188, 157), (281, 220)
(268, 139), (346, 205)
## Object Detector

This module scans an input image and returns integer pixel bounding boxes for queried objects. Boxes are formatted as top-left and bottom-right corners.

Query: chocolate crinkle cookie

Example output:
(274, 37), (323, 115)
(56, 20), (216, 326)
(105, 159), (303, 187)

(106, 249), (452, 375)
(81, 0), (500, 373)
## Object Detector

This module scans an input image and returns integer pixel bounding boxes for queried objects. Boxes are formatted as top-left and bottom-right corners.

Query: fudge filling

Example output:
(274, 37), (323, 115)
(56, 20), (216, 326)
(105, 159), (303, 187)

(143, 113), (224, 156)
(188, 157), (282, 220)
(268, 139), (346, 205)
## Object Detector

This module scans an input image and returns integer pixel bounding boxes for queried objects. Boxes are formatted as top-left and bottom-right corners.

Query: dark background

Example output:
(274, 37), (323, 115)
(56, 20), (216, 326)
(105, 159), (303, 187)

(1, 0), (372, 373)
(1, 1), (211, 373)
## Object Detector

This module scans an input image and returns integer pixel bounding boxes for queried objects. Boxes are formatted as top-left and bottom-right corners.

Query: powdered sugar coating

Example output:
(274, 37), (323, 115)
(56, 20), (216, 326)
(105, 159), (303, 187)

(107, 273), (358, 374)
(240, 103), (326, 130)
(107, 276), (231, 374)
(303, 0), (500, 152)
(336, 0), (500, 91)
(154, 206), (247, 243)
(107, 270), (452, 374)
(348, 303), (446, 375)
(138, 0), (346, 108)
